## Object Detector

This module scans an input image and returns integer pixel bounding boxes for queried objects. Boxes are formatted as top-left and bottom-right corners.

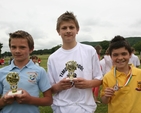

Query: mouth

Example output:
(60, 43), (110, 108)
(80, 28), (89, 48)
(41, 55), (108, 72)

(65, 35), (72, 37)
(14, 55), (22, 57)
(116, 59), (126, 64)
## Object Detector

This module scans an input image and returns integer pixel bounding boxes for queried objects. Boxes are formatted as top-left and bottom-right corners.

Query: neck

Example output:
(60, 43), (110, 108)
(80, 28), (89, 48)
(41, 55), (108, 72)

(13, 59), (29, 69)
(62, 42), (77, 50)
(116, 65), (130, 75)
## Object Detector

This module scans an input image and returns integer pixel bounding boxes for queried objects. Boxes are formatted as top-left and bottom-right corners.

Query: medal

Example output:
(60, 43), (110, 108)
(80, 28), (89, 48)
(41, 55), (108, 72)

(113, 67), (132, 91)
(113, 85), (119, 91)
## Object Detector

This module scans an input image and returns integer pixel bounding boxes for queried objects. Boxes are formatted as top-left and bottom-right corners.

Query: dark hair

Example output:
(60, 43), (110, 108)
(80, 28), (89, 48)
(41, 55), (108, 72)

(31, 55), (38, 60)
(56, 11), (79, 32)
(109, 35), (132, 55)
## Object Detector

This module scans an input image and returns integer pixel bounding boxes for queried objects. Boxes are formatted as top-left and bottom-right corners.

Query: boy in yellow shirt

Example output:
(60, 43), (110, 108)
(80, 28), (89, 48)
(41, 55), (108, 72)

(101, 35), (141, 113)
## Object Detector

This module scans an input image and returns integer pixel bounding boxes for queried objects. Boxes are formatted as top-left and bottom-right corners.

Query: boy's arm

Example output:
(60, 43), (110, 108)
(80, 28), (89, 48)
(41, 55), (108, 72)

(0, 93), (15, 108)
(101, 96), (110, 104)
(31, 89), (53, 106)
(101, 87), (115, 104)
(51, 78), (73, 94)
(0, 97), (6, 108)
(73, 78), (102, 89)
(51, 83), (62, 94)
(89, 79), (102, 87)
(15, 89), (53, 106)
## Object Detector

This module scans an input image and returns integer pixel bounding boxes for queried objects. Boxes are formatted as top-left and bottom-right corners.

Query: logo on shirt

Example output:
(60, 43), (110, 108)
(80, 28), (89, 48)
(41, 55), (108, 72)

(135, 81), (141, 91)
(59, 62), (84, 77)
(27, 72), (38, 83)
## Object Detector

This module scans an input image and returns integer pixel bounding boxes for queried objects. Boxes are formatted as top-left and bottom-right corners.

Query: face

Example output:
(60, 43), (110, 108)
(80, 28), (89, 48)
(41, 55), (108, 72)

(32, 58), (38, 63)
(10, 38), (33, 64)
(57, 20), (79, 44)
(111, 47), (131, 71)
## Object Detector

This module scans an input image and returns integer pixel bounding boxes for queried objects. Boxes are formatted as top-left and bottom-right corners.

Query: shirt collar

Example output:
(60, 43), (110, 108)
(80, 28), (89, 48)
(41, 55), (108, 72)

(9, 59), (35, 71)
(115, 64), (137, 77)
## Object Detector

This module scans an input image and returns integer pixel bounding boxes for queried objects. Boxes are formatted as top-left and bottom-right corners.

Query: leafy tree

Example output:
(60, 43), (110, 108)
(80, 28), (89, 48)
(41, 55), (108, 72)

(133, 41), (141, 54)
(99, 40), (110, 55)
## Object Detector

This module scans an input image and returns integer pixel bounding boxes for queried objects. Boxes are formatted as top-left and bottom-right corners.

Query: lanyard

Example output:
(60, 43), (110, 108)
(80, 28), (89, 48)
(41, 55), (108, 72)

(114, 67), (132, 88)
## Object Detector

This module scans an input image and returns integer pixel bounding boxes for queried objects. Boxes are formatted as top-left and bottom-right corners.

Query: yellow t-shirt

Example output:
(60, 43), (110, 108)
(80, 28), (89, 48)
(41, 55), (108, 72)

(101, 65), (141, 113)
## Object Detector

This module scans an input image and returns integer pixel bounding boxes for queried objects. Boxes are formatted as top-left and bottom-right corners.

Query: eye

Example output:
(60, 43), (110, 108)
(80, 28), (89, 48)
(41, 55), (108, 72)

(11, 46), (16, 49)
(112, 53), (118, 57)
(61, 26), (67, 30)
(69, 26), (75, 29)
(20, 46), (26, 49)
(122, 52), (127, 56)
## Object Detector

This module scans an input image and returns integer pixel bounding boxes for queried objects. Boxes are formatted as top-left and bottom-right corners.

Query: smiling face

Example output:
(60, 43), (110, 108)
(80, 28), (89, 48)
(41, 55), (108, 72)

(111, 47), (131, 71)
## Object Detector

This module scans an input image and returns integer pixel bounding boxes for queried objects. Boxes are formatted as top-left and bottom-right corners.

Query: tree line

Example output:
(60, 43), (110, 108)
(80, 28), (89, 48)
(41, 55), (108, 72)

(0, 37), (141, 58)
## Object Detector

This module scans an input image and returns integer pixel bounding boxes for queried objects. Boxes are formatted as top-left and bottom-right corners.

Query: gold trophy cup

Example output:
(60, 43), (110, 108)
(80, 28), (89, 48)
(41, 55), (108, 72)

(66, 61), (77, 81)
(6, 72), (22, 95)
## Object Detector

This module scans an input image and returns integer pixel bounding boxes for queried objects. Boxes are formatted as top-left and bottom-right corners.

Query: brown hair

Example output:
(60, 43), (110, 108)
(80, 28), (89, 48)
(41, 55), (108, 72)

(9, 30), (34, 50)
(94, 45), (102, 55)
(31, 55), (38, 60)
(56, 11), (79, 32)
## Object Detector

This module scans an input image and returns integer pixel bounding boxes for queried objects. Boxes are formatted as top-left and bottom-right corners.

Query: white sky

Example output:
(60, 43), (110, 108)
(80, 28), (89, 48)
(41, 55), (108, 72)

(0, 0), (141, 53)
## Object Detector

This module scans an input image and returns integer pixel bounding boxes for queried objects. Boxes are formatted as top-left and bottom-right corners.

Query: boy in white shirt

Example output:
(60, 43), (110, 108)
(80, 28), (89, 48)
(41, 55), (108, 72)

(47, 11), (103, 113)
(129, 47), (140, 67)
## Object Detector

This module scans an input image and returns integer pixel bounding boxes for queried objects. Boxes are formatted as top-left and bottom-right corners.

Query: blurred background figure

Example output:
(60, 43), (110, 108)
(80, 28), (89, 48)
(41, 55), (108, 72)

(0, 58), (5, 66)
(92, 45), (102, 104)
(129, 47), (140, 67)
(100, 48), (113, 75)
(8, 57), (13, 65)
(38, 58), (41, 65)
(31, 55), (39, 66)
(95, 45), (102, 59)
(1, 58), (5, 66)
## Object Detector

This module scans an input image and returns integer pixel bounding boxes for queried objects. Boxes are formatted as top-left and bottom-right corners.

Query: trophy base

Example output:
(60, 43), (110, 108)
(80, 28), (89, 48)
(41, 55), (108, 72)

(66, 77), (77, 86)
(7, 90), (22, 96)
(66, 77), (77, 80)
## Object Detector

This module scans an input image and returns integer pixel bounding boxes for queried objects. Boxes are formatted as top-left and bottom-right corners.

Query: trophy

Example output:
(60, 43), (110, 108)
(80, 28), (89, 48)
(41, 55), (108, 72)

(6, 72), (22, 95)
(66, 61), (77, 82)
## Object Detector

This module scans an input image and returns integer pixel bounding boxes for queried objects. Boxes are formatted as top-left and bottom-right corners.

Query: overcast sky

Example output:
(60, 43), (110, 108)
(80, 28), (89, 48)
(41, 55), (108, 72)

(0, 0), (141, 53)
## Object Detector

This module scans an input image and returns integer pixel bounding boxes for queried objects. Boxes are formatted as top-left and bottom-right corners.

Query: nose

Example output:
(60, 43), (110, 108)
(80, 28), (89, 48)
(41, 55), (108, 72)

(15, 48), (20, 52)
(117, 54), (123, 59)
(66, 28), (71, 32)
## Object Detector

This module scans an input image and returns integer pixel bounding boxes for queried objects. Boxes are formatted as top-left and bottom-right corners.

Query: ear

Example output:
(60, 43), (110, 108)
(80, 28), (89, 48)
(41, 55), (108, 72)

(57, 30), (61, 35)
(29, 47), (34, 54)
(129, 53), (132, 58)
(76, 28), (79, 34)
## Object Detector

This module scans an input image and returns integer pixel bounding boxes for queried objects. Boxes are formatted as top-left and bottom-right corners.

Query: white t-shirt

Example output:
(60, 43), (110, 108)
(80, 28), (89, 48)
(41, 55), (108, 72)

(129, 54), (140, 67)
(47, 42), (103, 113)
(100, 55), (113, 75)
(100, 58), (106, 75)
(35, 62), (39, 66)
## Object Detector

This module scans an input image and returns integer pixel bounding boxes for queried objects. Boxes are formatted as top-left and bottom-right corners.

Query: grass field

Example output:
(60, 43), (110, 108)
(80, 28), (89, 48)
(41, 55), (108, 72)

(1, 54), (108, 113)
